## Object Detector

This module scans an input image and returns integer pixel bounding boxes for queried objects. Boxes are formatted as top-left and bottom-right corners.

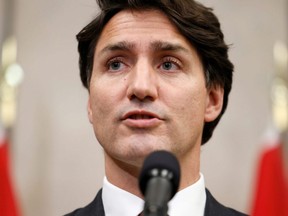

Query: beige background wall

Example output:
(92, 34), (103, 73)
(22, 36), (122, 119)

(2, 0), (287, 215)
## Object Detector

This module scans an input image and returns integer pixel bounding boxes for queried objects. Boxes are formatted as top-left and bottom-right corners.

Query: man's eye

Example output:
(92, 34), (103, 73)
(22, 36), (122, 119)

(160, 60), (180, 71)
(162, 62), (173, 70)
(107, 59), (125, 71)
(110, 61), (121, 70)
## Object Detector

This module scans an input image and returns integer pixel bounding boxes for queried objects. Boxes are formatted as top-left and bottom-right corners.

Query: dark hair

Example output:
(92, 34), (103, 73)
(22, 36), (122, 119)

(76, 0), (234, 145)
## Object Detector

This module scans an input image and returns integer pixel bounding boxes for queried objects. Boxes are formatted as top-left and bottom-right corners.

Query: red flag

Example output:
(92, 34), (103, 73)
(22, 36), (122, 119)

(0, 135), (20, 216)
(251, 142), (288, 216)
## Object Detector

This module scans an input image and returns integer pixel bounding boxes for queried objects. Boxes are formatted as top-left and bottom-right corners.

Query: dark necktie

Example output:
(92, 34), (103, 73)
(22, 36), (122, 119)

(138, 212), (169, 216)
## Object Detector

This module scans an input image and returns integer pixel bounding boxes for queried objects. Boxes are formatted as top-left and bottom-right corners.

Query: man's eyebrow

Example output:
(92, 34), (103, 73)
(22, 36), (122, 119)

(98, 40), (190, 55)
(99, 41), (135, 55)
(151, 40), (190, 53)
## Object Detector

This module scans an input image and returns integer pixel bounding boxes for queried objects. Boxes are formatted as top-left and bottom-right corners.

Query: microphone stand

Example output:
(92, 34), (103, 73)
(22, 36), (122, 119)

(143, 176), (171, 216)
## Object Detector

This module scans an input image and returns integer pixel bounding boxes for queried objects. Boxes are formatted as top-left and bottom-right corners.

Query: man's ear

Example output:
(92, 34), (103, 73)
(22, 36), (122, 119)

(87, 98), (93, 124)
(204, 85), (224, 122)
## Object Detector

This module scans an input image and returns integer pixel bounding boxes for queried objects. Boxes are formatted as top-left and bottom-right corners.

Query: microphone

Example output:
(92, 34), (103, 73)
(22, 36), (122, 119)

(139, 150), (181, 216)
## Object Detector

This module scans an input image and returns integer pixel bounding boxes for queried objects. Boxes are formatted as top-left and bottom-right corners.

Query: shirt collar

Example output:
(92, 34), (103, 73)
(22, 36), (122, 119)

(168, 173), (206, 216)
(102, 173), (206, 216)
(102, 177), (144, 216)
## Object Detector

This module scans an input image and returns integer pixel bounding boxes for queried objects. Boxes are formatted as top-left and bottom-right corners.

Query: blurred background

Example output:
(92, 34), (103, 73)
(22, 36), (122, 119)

(0, 0), (287, 215)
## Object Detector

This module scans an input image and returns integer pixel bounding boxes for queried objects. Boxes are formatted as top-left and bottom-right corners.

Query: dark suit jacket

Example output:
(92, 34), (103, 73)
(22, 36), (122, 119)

(65, 189), (248, 216)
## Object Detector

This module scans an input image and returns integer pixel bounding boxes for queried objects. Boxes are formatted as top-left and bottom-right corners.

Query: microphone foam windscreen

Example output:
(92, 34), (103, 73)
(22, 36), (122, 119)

(139, 150), (181, 198)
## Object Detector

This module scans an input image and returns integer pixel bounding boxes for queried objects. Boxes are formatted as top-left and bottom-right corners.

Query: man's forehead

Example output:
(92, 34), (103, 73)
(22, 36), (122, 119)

(97, 9), (181, 42)
(94, 9), (197, 57)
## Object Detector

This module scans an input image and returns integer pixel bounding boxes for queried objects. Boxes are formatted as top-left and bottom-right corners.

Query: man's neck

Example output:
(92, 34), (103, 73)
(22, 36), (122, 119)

(105, 153), (144, 198)
(104, 147), (201, 198)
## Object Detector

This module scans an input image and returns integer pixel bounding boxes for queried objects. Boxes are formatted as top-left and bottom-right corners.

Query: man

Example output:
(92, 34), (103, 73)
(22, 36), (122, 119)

(66, 0), (248, 215)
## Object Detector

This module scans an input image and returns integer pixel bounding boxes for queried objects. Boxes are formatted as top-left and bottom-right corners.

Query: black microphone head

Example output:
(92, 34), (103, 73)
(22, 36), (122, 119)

(139, 150), (181, 199)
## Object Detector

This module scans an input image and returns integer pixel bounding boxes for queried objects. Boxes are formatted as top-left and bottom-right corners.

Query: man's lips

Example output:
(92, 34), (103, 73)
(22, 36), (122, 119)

(121, 110), (162, 128)
(121, 110), (161, 120)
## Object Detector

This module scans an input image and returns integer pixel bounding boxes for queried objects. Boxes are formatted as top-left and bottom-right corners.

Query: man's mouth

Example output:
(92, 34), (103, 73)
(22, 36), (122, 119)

(122, 110), (160, 120)
(128, 114), (155, 120)
(121, 110), (162, 128)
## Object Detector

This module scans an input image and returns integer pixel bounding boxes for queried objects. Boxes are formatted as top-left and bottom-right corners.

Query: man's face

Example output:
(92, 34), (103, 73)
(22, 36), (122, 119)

(88, 9), (223, 167)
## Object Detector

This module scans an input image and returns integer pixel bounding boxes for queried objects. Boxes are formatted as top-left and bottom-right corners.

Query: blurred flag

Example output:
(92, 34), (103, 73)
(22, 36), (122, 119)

(251, 141), (288, 216)
(1, 34), (24, 216)
(1, 29), (24, 216)
(0, 130), (20, 216)
(252, 40), (288, 215)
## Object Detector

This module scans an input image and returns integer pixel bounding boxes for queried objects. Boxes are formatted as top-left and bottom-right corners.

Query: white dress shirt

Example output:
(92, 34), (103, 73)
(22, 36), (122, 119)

(102, 173), (206, 216)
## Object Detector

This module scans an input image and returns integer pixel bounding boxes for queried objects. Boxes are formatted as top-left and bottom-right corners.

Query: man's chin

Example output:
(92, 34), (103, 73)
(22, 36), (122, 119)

(122, 147), (170, 164)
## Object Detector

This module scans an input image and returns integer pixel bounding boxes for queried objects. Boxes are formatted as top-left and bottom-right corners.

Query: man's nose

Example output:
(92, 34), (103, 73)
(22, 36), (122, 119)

(126, 60), (158, 101)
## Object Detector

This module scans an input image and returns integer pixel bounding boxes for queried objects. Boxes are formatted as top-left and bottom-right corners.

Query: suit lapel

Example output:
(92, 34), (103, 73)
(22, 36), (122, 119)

(64, 189), (105, 216)
(204, 189), (248, 216)
(65, 188), (247, 216)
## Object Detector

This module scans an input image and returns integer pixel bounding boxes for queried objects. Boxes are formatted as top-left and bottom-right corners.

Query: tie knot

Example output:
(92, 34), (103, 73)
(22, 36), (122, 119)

(138, 212), (169, 216)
